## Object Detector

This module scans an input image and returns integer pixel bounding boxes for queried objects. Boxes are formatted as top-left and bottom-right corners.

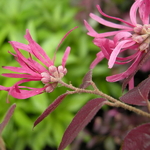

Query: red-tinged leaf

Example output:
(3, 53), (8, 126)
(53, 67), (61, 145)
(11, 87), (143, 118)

(121, 123), (150, 150)
(33, 93), (68, 128)
(0, 104), (16, 134)
(58, 98), (107, 150)
(120, 76), (150, 106)
(80, 69), (92, 89)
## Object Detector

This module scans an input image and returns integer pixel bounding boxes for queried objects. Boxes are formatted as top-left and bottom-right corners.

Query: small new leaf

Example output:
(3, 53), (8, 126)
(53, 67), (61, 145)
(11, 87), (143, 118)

(80, 69), (92, 89)
(120, 76), (150, 106)
(121, 123), (150, 150)
(58, 98), (107, 150)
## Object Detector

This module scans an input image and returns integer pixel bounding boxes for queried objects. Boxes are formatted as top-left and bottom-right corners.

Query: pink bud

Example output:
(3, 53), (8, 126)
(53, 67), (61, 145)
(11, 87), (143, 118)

(59, 73), (64, 78)
(49, 66), (57, 73)
(50, 76), (58, 82)
(133, 35), (143, 43)
(45, 84), (54, 93)
(58, 65), (64, 73)
(41, 72), (50, 78)
(134, 24), (142, 33)
(53, 71), (59, 78)
(41, 77), (50, 84)
(139, 43), (149, 51)
(51, 82), (58, 89)
(58, 65), (66, 78)
(63, 68), (67, 75)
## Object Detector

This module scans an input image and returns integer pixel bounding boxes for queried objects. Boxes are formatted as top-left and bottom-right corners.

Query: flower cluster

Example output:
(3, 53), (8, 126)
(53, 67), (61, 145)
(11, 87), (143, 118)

(84, 0), (150, 89)
(0, 29), (70, 100)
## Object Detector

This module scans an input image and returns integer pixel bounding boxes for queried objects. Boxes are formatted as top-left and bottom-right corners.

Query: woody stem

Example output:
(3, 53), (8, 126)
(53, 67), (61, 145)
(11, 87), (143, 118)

(58, 79), (150, 118)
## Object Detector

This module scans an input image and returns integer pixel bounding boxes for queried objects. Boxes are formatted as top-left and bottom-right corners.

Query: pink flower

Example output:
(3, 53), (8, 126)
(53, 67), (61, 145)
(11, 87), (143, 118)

(84, 0), (150, 89)
(0, 29), (72, 100)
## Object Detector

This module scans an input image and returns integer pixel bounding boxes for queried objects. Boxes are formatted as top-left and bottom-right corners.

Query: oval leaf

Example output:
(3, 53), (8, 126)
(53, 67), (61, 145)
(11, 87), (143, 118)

(58, 98), (107, 150)
(120, 76), (150, 106)
(33, 93), (68, 128)
(122, 123), (150, 150)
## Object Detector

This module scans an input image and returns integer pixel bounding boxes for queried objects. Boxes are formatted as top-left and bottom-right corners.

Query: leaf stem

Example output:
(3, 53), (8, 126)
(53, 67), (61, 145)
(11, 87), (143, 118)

(58, 79), (150, 118)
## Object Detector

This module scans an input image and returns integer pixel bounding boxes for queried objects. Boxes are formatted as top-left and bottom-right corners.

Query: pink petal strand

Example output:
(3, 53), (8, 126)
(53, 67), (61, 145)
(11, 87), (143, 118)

(113, 32), (132, 43)
(28, 58), (48, 73)
(84, 20), (98, 36)
(10, 41), (31, 52)
(56, 26), (78, 51)
(106, 52), (142, 82)
(128, 77), (134, 90)
(10, 87), (45, 99)
(0, 86), (10, 92)
(90, 51), (105, 69)
(89, 30), (132, 38)
(62, 46), (71, 68)
(130, 0), (142, 25)
(90, 13), (132, 30)
(2, 66), (35, 74)
(6, 78), (43, 99)
(2, 73), (41, 79)
(24, 29), (53, 67)
(139, 0), (150, 24)
(96, 5), (134, 27)
(108, 40), (131, 68)
(9, 42), (42, 74)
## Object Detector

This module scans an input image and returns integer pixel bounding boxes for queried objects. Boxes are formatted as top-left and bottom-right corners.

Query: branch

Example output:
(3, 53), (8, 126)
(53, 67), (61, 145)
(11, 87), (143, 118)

(58, 79), (150, 118)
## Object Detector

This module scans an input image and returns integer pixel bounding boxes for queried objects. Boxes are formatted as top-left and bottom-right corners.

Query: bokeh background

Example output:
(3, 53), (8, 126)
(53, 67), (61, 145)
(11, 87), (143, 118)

(1, 0), (149, 150)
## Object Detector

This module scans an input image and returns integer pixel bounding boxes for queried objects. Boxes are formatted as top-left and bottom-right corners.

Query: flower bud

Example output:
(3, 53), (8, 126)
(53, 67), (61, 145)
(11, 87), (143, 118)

(49, 66), (57, 73)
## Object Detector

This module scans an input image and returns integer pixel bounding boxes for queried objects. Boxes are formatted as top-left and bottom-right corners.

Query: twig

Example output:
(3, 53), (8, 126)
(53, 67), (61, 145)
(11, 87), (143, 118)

(58, 79), (150, 118)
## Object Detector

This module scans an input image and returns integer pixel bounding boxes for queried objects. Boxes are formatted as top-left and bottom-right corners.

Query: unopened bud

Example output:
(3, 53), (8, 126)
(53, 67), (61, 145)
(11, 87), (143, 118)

(49, 66), (57, 73)
(53, 71), (59, 78)
(51, 82), (58, 89)
(41, 72), (49, 78)
(133, 35), (144, 43)
(139, 43), (149, 51)
(134, 24), (143, 33)
(45, 84), (54, 93)
(50, 76), (58, 82)
(63, 68), (67, 75)
(59, 72), (64, 78)
(58, 65), (64, 73)
(41, 77), (50, 84)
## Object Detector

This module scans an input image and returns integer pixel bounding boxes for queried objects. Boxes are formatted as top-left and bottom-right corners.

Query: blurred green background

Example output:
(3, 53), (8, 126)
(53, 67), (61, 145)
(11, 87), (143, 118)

(0, 0), (134, 150)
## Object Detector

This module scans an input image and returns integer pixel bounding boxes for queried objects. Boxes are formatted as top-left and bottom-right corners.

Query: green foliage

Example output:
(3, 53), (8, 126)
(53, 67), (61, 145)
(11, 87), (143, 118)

(0, 0), (122, 149)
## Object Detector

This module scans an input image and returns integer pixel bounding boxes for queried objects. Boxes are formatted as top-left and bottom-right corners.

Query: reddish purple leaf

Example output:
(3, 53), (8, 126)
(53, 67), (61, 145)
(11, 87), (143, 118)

(58, 98), (107, 150)
(0, 104), (16, 134)
(80, 69), (92, 89)
(120, 76), (150, 106)
(33, 93), (68, 128)
(122, 123), (150, 150)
